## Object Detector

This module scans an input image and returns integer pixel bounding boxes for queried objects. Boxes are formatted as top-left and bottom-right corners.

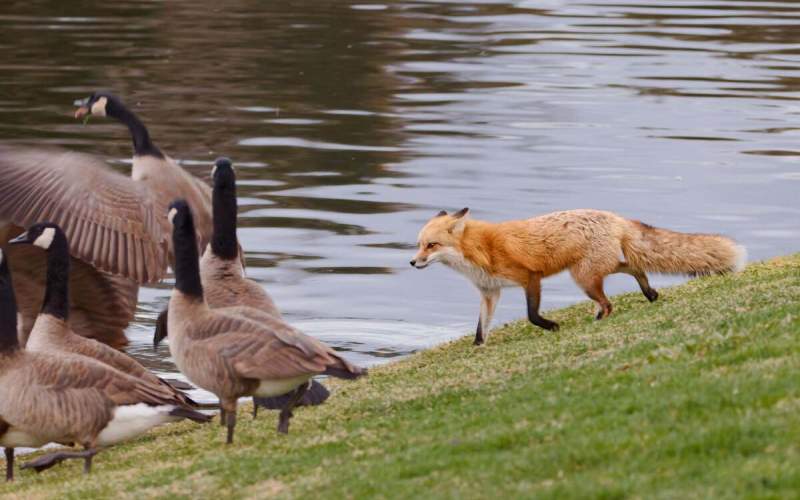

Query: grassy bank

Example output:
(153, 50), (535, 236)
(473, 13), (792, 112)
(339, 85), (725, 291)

(2, 255), (799, 499)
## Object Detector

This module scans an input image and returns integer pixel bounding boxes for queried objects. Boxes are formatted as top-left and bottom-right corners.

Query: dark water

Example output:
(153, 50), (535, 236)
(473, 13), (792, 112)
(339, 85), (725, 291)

(1, 1), (798, 393)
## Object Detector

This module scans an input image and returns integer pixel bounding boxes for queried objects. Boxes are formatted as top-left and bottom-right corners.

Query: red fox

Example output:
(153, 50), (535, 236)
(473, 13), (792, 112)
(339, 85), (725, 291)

(411, 208), (746, 345)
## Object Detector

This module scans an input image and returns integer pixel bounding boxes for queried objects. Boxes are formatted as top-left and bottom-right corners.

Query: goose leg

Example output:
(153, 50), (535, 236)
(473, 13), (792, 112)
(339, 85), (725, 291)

(222, 400), (237, 445)
(226, 411), (237, 445)
(277, 381), (311, 434)
(252, 397), (258, 419)
(5, 448), (13, 481)
(21, 448), (98, 473)
(219, 408), (227, 427)
(82, 448), (97, 474)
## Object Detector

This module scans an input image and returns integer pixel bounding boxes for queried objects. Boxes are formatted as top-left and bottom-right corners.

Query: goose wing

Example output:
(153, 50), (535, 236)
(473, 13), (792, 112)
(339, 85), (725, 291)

(59, 326), (157, 383)
(0, 146), (170, 284)
(22, 352), (185, 407)
(199, 330), (333, 380)
(0, 353), (188, 435)
(188, 310), (361, 380)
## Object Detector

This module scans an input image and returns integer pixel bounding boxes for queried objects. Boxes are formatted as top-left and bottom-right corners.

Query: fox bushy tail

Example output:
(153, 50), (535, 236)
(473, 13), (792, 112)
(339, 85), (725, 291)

(622, 221), (746, 276)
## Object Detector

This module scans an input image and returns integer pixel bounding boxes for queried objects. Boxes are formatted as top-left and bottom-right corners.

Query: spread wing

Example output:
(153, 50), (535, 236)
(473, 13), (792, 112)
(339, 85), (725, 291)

(0, 145), (170, 283)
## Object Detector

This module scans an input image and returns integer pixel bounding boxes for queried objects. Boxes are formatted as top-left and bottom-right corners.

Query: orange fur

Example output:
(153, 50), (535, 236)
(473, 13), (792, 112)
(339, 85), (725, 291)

(412, 208), (745, 343)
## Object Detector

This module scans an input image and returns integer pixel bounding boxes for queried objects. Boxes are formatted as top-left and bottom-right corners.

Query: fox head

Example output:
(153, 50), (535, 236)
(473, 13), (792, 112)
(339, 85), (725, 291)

(410, 207), (469, 269)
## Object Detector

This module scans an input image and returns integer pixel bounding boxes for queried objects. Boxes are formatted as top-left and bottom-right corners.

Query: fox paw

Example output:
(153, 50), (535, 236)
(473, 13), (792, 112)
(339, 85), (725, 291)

(644, 288), (659, 302)
(537, 320), (559, 332)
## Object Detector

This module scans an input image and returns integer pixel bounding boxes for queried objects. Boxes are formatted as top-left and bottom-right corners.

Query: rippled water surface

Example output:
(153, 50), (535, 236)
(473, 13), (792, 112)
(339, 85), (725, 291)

(1, 0), (798, 390)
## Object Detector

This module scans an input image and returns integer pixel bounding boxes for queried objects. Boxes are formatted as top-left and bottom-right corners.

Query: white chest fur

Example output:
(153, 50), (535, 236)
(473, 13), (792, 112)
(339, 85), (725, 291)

(441, 251), (517, 291)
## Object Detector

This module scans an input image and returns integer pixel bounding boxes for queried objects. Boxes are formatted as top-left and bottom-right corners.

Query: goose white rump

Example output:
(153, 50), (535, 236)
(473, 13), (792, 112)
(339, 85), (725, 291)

(96, 404), (180, 446)
(255, 376), (312, 398)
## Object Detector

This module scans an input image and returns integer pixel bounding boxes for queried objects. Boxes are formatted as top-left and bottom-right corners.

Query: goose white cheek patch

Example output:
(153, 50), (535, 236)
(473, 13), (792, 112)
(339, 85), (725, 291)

(168, 208), (178, 224)
(91, 96), (108, 117)
(33, 227), (56, 250)
(211, 165), (234, 177)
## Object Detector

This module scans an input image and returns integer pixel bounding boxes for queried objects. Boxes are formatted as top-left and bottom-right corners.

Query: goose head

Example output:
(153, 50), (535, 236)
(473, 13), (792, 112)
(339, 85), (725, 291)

(211, 157), (235, 181)
(8, 222), (65, 251)
(74, 91), (122, 120)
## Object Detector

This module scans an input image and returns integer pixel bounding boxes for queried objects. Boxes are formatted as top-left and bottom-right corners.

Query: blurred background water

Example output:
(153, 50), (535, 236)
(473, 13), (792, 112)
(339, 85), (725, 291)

(1, 0), (798, 391)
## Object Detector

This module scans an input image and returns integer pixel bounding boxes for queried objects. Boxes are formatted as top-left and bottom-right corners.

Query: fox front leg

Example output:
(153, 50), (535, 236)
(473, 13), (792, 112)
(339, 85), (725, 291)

(474, 288), (500, 345)
(525, 272), (559, 332)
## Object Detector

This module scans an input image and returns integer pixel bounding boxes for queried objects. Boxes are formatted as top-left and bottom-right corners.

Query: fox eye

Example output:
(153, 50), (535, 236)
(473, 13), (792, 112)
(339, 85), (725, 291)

(426, 242), (439, 250)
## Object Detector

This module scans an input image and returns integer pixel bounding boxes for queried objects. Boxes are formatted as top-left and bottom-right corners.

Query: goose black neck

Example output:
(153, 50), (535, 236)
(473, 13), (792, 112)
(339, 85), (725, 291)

(106, 100), (164, 159)
(42, 234), (70, 321)
(173, 211), (204, 299)
(211, 174), (239, 260)
(0, 257), (20, 353)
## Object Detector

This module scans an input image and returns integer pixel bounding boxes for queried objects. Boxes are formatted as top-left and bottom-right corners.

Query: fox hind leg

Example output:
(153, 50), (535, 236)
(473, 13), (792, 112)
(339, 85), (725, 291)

(616, 263), (658, 302)
(570, 265), (613, 320)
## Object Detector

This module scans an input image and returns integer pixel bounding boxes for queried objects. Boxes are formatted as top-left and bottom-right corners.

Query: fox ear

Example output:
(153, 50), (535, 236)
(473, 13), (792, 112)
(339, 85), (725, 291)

(435, 210), (447, 217)
(449, 207), (469, 235)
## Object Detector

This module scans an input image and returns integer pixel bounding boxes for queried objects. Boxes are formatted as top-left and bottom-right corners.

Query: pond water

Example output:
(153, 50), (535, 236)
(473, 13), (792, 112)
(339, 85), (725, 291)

(1, 0), (798, 397)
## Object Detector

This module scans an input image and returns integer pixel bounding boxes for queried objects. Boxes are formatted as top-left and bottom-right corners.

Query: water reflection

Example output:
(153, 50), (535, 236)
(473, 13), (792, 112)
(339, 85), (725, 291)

(1, 1), (798, 389)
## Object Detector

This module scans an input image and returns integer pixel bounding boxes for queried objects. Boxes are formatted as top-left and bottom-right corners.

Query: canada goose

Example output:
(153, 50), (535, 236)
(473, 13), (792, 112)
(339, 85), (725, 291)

(153, 158), (325, 417)
(0, 93), (213, 347)
(0, 248), (211, 478)
(165, 200), (365, 442)
(8, 222), (194, 406)
(73, 91), (213, 246)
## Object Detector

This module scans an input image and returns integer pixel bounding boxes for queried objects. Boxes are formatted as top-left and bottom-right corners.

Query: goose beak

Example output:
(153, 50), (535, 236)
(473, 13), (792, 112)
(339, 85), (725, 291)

(74, 106), (90, 119)
(153, 310), (168, 350)
(8, 232), (30, 245)
(74, 98), (91, 121)
(153, 329), (166, 350)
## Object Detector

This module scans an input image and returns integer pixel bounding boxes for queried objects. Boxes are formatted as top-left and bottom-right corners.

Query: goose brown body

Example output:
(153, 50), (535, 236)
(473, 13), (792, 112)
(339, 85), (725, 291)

(199, 251), (278, 315)
(168, 299), (358, 398)
(0, 349), (201, 447)
(27, 313), (195, 407)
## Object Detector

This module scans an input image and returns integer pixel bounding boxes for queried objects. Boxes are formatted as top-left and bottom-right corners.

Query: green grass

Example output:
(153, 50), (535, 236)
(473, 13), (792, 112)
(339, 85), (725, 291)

(2, 255), (799, 499)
